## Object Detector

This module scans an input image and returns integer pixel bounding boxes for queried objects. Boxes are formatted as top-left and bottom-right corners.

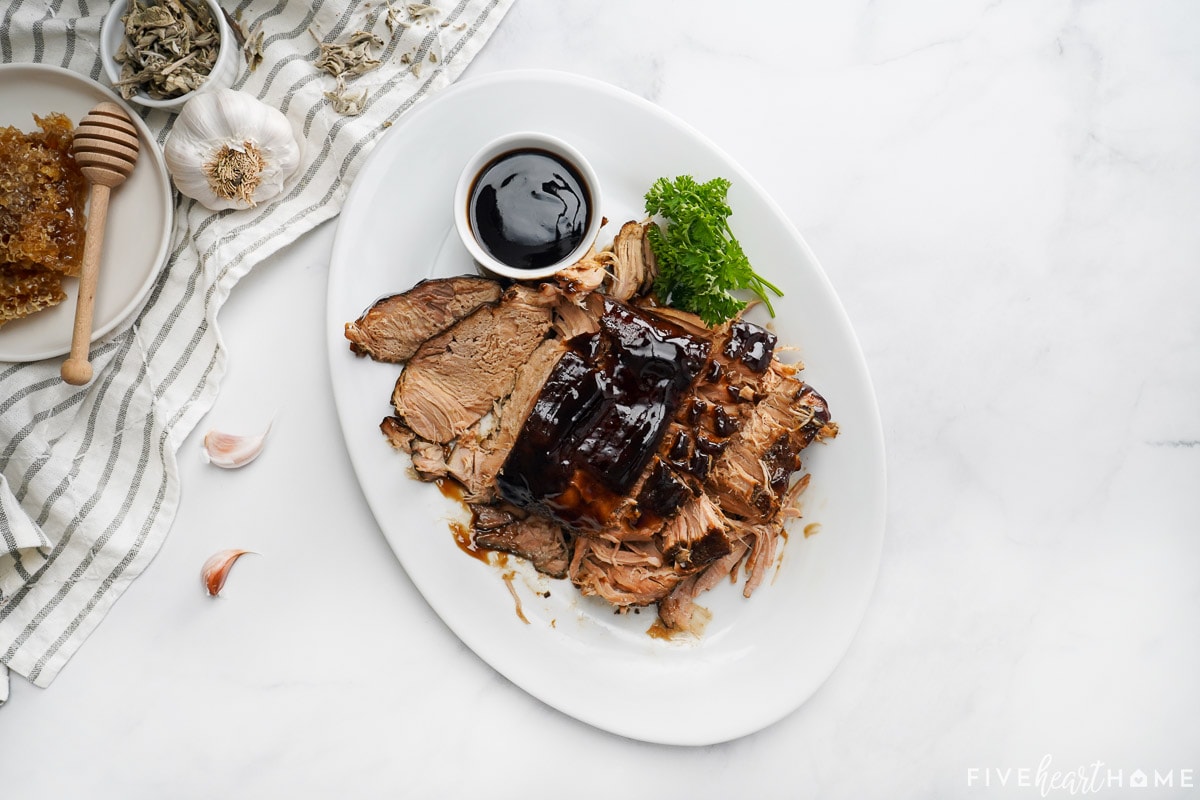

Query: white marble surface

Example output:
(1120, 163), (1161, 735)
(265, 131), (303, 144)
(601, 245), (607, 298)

(3, 0), (1198, 796)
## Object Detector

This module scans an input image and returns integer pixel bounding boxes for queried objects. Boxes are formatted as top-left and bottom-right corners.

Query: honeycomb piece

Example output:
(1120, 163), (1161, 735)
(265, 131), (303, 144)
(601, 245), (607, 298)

(0, 113), (88, 278)
(0, 264), (66, 327)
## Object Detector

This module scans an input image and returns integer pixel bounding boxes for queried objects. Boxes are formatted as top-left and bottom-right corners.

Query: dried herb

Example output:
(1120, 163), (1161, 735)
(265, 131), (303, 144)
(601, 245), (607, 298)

(114, 0), (221, 100)
(244, 22), (265, 71)
(406, 2), (440, 21)
(314, 2), (440, 117)
(313, 30), (383, 79)
(215, 7), (263, 71)
(385, 1), (409, 33)
(312, 28), (382, 116)
(323, 76), (368, 116)
(387, 1), (439, 33)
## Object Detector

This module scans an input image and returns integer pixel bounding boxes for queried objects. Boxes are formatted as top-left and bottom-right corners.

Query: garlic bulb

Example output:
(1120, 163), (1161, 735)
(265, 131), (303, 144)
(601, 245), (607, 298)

(164, 88), (302, 211)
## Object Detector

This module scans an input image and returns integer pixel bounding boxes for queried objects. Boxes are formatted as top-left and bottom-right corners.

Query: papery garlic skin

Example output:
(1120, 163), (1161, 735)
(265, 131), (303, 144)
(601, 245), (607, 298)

(202, 549), (255, 596)
(165, 88), (302, 211)
(202, 423), (271, 468)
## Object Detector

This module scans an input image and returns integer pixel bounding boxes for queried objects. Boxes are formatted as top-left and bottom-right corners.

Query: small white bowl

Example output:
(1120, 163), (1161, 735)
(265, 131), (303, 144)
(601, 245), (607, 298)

(454, 132), (603, 281)
(100, 0), (238, 112)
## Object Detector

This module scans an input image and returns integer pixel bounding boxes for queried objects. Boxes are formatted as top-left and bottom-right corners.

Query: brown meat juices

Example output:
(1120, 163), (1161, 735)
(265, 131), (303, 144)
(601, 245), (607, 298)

(496, 298), (711, 530)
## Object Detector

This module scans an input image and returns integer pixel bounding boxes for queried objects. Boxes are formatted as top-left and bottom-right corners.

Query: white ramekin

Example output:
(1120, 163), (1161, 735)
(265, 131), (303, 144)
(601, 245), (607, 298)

(453, 131), (604, 281)
(100, 0), (238, 112)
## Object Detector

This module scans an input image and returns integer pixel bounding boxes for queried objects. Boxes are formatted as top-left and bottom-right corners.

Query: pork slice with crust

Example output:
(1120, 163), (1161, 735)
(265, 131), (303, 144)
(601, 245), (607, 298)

(345, 276), (503, 362)
(659, 492), (733, 573)
(496, 297), (711, 530)
(470, 503), (571, 579)
(391, 284), (555, 444)
(445, 337), (567, 502)
(706, 367), (832, 521)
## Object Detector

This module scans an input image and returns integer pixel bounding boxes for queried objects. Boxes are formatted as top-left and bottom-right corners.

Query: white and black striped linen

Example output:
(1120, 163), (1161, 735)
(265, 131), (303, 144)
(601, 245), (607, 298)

(0, 0), (513, 703)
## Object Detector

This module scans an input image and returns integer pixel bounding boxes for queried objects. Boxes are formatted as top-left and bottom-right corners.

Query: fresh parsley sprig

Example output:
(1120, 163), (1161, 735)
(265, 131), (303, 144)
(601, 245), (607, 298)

(644, 175), (782, 326)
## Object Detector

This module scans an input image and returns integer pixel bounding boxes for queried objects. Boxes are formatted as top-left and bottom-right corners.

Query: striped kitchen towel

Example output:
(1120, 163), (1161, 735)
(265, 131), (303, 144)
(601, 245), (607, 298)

(0, 0), (514, 703)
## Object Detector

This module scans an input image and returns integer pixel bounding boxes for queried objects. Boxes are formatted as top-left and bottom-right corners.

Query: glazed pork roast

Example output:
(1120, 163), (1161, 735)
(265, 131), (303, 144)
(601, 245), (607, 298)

(346, 221), (836, 629)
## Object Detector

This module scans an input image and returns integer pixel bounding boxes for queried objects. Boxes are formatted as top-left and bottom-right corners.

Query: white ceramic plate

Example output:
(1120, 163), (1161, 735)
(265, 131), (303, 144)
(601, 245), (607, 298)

(326, 70), (886, 745)
(0, 63), (173, 363)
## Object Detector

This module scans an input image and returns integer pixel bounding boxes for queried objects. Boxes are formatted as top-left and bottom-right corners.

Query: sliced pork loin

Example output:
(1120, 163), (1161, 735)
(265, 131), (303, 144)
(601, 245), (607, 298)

(391, 284), (555, 444)
(686, 318), (780, 433)
(470, 503), (571, 579)
(380, 287), (589, 496)
(659, 492), (733, 573)
(355, 224), (836, 630)
(445, 336), (568, 502)
(707, 364), (831, 521)
(496, 297), (711, 530)
(345, 276), (503, 362)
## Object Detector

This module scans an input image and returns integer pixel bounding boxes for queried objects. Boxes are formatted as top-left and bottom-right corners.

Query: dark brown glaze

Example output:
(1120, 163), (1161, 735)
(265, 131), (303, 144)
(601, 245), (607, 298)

(723, 320), (777, 373)
(468, 149), (590, 271)
(497, 298), (711, 530)
(634, 459), (693, 525)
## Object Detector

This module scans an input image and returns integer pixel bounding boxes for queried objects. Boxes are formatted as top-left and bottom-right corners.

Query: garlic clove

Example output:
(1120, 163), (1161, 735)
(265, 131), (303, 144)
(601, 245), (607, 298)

(202, 422), (271, 468)
(201, 549), (255, 596)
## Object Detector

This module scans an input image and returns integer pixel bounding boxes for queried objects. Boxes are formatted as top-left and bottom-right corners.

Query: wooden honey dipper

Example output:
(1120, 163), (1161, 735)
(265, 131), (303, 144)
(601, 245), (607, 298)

(61, 101), (140, 385)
